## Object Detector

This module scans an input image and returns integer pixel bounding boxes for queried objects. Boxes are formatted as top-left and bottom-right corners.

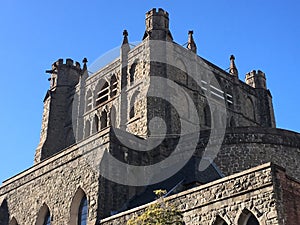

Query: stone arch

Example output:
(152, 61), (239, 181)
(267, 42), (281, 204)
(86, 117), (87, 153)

(100, 110), (108, 129)
(129, 91), (140, 119)
(110, 105), (117, 127)
(237, 208), (260, 225)
(84, 120), (91, 138)
(70, 187), (88, 225)
(0, 198), (9, 225)
(35, 203), (51, 225)
(85, 89), (93, 112)
(204, 104), (211, 127)
(212, 215), (229, 225)
(129, 60), (139, 84)
(9, 217), (18, 225)
(245, 97), (255, 121)
(110, 74), (118, 98)
(92, 114), (99, 134)
(175, 58), (188, 84)
(95, 79), (109, 106)
(229, 116), (236, 127)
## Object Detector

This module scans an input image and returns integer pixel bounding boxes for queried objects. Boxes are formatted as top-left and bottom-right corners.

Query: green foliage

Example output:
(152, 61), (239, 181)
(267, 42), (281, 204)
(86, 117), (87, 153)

(126, 190), (184, 225)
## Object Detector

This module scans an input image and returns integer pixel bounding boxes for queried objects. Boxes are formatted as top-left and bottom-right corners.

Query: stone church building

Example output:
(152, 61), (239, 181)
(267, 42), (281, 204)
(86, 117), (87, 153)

(1, 8), (300, 225)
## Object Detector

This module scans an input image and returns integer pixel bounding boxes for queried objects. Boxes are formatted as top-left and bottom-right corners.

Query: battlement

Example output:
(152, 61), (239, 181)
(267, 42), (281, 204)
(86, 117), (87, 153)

(245, 69), (267, 89)
(146, 8), (169, 18)
(52, 58), (81, 70)
(246, 69), (266, 78)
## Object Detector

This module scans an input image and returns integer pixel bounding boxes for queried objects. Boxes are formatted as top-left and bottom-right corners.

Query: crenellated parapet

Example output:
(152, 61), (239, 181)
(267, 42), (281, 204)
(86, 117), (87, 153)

(245, 69), (267, 89)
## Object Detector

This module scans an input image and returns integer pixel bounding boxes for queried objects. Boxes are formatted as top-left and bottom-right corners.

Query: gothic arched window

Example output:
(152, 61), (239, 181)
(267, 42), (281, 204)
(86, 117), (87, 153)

(86, 90), (93, 112)
(9, 217), (19, 225)
(213, 216), (228, 225)
(43, 211), (51, 225)
(110, 74), (118, 98)
(238, 209), (259, 225)
(35, 203), (51, 225)
(129, 91), (139, 119)
(95, 80), (109, 106)
(100, 111), (108, 129)
(78, 196), (88, 225)
(204, 104), (211, 127)
(129, 62), (138, 84)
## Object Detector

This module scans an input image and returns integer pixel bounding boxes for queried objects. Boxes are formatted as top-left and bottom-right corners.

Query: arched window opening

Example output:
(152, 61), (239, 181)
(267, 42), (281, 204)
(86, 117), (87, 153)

(230, 116), (236, 127)
(204, 104), (211, 127)
(70, 188), (89, 225)
(35, 203), (51, 225)
(100, 111), (108, 129)
(129, 62), (137, 84)
(43, 211), (51, 225)
(86, 90), (93, 112)
(245, 97), (255, 121)
(0, 199), (9, 225)
(95, 80), (109, 106)
(92, 114), (99, 133)
(110, 106), (117, 127)
(110, 74), (118, 98)
(238, 209), (260, 225)
(175, 59), (188, 84)
(129, 92), (139, 119)
(213, 216), (228, 225)
(78, 196), (88, 225)
(84, 120), (91, 138)
(9, 217), (19, 225)
(247, 214), (259, 225)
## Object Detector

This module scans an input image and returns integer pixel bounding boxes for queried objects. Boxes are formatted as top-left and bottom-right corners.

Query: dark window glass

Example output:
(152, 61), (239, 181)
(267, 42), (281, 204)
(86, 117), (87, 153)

(78, 196), (88, 225)
(43, 211), (51, 225)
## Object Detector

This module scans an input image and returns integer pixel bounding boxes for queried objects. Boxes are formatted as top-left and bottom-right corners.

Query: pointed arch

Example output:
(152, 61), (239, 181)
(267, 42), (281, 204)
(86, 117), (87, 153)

(238, 209), (260, 225)
(0, 199), (9, 225)
(9, 217), (19, 225)
(100, 110), (108, 129)
(95, 79), (109, 106)
(213, 215), (229, 225)
(204, 104), (211, 127)
(35, 203), (51, 225)
(129, 91), (139, 119)
(229, 116), (236, 127)
(84, 120), (91, 138)
(245, 97), (255, 121)
(110, 105), (117, 127)
(70, 187), (89, 225)
(110, 74), (118, 98)
(92, 114), (99, 134)
(85, 89), (93, 112)
(129, 60), (138, 84)
(175, 59), (188, 84)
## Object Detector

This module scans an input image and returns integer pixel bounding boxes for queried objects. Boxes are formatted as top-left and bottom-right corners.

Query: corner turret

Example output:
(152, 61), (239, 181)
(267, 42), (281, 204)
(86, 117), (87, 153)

(245, 69), (267, 89)
(35, 59), (83, 163)
(143, 8), (173, 41)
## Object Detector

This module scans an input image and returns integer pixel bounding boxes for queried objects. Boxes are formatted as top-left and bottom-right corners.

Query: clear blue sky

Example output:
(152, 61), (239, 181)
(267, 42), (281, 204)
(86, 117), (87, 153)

(0, 0), (299, 183)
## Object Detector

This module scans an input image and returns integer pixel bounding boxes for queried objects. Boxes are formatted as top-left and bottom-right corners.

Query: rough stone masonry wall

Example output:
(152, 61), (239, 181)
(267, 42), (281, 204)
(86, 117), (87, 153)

(0, 129), (112, 225)
(214, 127), (300, 181)
(274, 166), (300, 225)
(100, 163), (281, 225)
